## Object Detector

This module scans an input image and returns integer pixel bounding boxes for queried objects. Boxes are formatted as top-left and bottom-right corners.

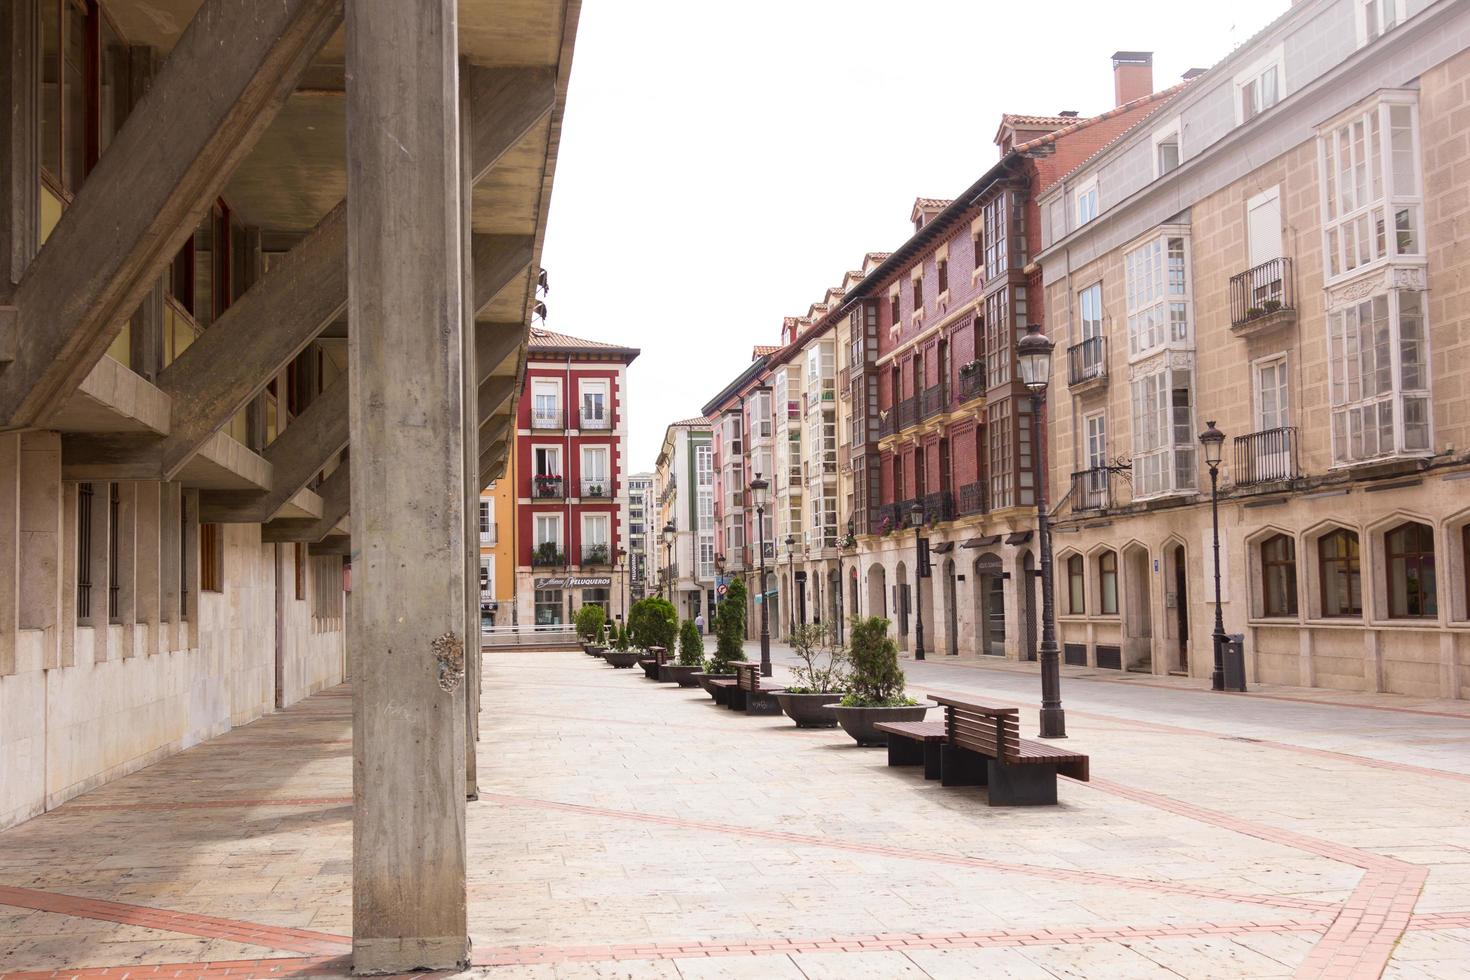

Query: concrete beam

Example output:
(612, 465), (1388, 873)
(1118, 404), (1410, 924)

(309, 534), (351, 556)
(0, 0), (343, 428)
(471, 234), (534, 316)
(475, 321), (523, 384)
(156, 203), (348, 478)
(259, 464), (347, 542)
(199, 375), (349, 523)
(477, 416), (510, 450)
(60, 433), (160, 481)
(476, 375), (517, 425)
(466, 66), (556, 185)
(346, 0), (468, 971)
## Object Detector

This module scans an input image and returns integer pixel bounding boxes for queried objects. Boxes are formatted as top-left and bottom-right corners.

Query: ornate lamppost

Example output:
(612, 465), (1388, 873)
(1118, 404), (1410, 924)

(616, 547), (627, 621)
(784, 534), (796, 637)
(1018, 322), (1065, 738)
(662, 521), (675, 603)
(908, 502), (926, 660)
(750, 474), (771, 677)
(1199, 421), (1228, 693)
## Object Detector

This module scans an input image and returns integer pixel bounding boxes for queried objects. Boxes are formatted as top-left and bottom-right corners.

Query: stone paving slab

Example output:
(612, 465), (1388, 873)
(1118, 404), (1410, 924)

(1, 650), (1468, 978)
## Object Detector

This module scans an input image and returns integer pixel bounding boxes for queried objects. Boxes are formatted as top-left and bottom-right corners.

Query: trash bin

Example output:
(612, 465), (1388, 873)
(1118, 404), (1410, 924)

(1222, 633), (1247, 692)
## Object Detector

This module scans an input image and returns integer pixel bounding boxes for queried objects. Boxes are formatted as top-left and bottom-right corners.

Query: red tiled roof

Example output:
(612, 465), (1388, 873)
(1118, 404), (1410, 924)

(527, 327), (639, 358)
(752, 344), (782, 357)
(1015, 81), (1194, 178)
(670, 415), (716, 427)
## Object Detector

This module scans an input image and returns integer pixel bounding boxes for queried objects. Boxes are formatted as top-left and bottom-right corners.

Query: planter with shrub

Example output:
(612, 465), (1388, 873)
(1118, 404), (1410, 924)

(665, 618), (705, 684)
(602, 619), (640, 669)
(774, 623), (848, 728)
(829, 616), (932, 745)
(692, 578), (747, 696)
(574, 604), (605, 654)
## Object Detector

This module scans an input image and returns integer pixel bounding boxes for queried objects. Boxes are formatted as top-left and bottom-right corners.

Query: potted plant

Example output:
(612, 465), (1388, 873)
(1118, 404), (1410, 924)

(775, 623), (848, 728)
(603, 619), (640, 668)
(584, 542), (609, 565)
(534, 540), (564, 567)
(587, 622), (609, 657)
(1244, 305), (1265, 320)
(1262, 298), (1283, 313)
(628, 596), (677, 678)
(692, 578), (747, 696)
(667, 618), (705, 685)
(574, 604), (605, 654)
(828, 616), (932, 746)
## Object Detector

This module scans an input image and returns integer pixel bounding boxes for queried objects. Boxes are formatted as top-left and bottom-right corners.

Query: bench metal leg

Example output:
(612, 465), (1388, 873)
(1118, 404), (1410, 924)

(923, 741), (943, 780)
(986, 760), (1058, 806)
(940, 744), (987, 787)
(712, 686), (732, 707)
(658, 664), (675, 683)
(886, 737), (924, 768)
(726, 688), (748, 712)
(744, 691), (783, 716)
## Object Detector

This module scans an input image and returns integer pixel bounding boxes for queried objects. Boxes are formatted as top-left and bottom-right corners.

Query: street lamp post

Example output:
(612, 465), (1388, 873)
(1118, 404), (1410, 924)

(908, 502), (926, 660)
(784, 534), (796, 637)
(750, 474), (771, 677)
(616, 547), (627, 621)
(662, 521), (675, 604)
(1199, 420), (1228, 693)
(1018, 322), (1065, 739)
(835, 517), (853, 645)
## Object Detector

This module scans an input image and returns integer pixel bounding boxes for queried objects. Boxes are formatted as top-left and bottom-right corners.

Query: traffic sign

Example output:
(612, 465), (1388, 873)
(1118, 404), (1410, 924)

(717, 583), (728, 597)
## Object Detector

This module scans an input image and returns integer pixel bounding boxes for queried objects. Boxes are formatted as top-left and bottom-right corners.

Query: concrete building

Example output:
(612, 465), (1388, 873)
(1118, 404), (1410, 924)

(1036, 0), (1470, 700)
(654, 416), (715, 624)
(514, 328), (639, 627)
(625, 470), (653, 601)
(0, 0), (579, 970)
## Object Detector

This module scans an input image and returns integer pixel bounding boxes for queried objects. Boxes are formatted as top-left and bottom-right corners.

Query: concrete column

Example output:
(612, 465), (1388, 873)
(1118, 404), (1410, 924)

(0, 434), (18, 675)
(19, 433), (62, 669)
(160, 483), (180, 650)
(115, 482), (137, 660)
(134, 482), (161, 655)
(345, 0), (468, 972)
(459, 64), (481, 802)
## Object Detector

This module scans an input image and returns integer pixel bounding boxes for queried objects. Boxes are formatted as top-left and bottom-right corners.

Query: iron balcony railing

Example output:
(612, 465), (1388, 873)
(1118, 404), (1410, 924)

(958, 481), (988, 516)
(958, 364), (985, 403)
(1230, 257), (1295, 328)
(919, 382), (948, 420)
(922, 490), (955, 523)
(530, 409), (564, 430)
(578, 410), (611, 430)
(1070, 468), (1112, 510)
(1234, 426), (1299, 486)
(879, 395), (917, 437)
(531, 476), (565, 499)
(581, 544), (611, 565)
(531, 547), (566, 567)
(580, 478), (612, 499)
(1067, 337), (1106, 386)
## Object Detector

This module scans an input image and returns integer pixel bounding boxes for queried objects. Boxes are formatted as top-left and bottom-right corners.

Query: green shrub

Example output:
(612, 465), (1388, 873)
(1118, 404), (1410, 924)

(785, 622), (848, 694)
(574, 604), (605, 644)
(628, 596), (677, 650)
(709, 578), (747, 672)
(678, 618), (704, 665)
(840, 616), (914, 707)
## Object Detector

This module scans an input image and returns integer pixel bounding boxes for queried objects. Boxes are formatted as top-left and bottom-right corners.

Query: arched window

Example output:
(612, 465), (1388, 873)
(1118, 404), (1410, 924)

(1318, 529), (1361, 617)
(1385, 521), (1437, 618)
(1097, 550), (1118, 615)
(1066, 555), (1085, 614)
(1261, 534), (1298, 617)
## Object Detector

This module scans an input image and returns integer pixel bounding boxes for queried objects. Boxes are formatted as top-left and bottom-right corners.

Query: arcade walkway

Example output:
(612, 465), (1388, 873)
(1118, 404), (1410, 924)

(1, 650), (1469, 979)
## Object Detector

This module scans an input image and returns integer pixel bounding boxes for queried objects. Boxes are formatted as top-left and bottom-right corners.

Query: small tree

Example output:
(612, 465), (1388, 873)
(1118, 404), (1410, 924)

(574, 604), (605, 645)
(785, 622), (848, 694)
(842, 616), (913, 707)
(628, 596), (677, 650)
(677, 618), (704, 666)
(710, 578), (748, 672)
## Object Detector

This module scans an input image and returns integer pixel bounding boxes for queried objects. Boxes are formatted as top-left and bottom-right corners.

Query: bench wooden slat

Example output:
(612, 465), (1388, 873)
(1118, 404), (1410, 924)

(930, 694), (1017, 717)
(873, 721), (947, 741)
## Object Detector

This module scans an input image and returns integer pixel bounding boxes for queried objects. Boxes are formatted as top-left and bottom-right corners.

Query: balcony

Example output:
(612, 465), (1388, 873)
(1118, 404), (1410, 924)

(879, 396), (916, 437)
(580, 544), (611, 566)
(838, 366), (850, 392)
(532, 476), (565, 499)
(1234, 426), (1299, 486)
(1067, 337), (1107, 391)
(531, 544), (566, 567)
(1070, 468), (1112, 511)
(530, 409), (564, 430)
(957, 481), (988, 516)
(919, 382), (948, 421)
(922, 490), (955, 523)
(580, 478), (612, 499)
(479, 524), (498, 546)
(578, 410), (611, 431)
(1230, 257), (1297, 335)
(957, 362), (984, 403)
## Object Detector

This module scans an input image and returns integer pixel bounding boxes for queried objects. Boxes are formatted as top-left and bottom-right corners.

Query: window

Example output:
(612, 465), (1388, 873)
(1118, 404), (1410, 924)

(1247, 187), (1283, 269)
(1318, 529), (1362, 617)
(582, 515), (610, 565)
(1261, 534), (1298, 617)
(1327, 289), (1430, 464)
(77, 482), (94, 621)
(1156, 134), (1180, 176)
(200, 523), (223, 593)
(1236, 50), (1282, 123)
(535, 514), (562, 547)
(1077, 282), (1103, 378)
(531, 380), (560, 427)
(984, 288), (1011, 389)
(533, 446), (561, 478)
(40, 0), (130, 196)
(581, 446), (609, 497)
(1124, 234), (1190, 358)
(294, 542), (305, 600)
(1319, 98), (1422, 279)
(107, 483), (120, 622)
(479, 501), (491, 535)
(1385, 521), (1436, 618)
(1098, 550), (1118, 615)
(972, 224), (984, 271)
(889, 291), (901, 327)
(982, 193), (1008, 280)
(988, 399), (1013, 510)
(1130, 366), (1196, 498)
(937, 257), (949, 295)
(1254, 355), (1290, 433)
(1358, 0), (1404, 46)
(1075, 179), (1098, 226)
(534, 588), (563, 625)
(1066, 555), (1085, 615)
(911, 274), (923, 311)
(579, 381), (608, 428)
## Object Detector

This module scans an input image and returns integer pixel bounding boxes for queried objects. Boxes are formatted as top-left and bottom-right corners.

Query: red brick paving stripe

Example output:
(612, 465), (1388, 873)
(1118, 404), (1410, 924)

(56, 798), (353, 813)
(478, 791), (1337, 914)
(1408, 910), (1470, 930)
(468, 918), (1326, 967)
(0, 955), (352, 980)
(0, 887), (351, 956)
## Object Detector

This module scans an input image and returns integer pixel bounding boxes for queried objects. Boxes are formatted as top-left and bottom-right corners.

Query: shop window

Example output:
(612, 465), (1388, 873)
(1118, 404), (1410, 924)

(1318, 529), (1362, 617)
(1384, 521), (1436, 618)
(1260, 533), (1298, 617)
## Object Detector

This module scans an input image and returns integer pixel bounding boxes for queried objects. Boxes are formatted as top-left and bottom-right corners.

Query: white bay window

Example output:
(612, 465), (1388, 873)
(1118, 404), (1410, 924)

(1328, 289), (1431, 465)
(1130, 365), (1196, 498)
(1124, 234), (1191, 359)
(1319, 96), (1422, 281)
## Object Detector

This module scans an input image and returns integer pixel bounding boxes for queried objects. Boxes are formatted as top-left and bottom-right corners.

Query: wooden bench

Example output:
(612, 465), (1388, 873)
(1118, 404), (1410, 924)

(873, 721), (946, 779)
(730, 662), (783, 714)
(709, 677), (738, 706)
(640, 645), (668, 680)
(930, 694), (1090, 806)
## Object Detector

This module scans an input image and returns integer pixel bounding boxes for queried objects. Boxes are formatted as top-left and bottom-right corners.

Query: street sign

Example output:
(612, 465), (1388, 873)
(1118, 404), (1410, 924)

(717, 583), (728, 597)
(917, 537), (932, 578)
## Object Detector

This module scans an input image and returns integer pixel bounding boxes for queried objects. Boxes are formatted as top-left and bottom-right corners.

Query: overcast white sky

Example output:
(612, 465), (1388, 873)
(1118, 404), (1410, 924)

(537, 0), (1290, 472)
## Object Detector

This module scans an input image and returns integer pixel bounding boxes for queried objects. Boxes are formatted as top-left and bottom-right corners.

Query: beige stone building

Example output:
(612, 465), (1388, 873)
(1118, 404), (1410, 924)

(1037, 0), (1470, 699)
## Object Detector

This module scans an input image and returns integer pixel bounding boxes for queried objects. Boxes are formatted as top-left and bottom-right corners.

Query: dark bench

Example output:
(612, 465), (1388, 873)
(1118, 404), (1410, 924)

(872, 721), (947, 779)
(640, 645), (668, 680)
(930, 694), (1090, 806)
(709, 677), (738, 706)
(730, 662), (783, 714)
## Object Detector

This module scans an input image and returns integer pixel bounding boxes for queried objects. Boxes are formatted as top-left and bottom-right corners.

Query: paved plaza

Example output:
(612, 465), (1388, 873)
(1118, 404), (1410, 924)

(1, 647), (1469, 979)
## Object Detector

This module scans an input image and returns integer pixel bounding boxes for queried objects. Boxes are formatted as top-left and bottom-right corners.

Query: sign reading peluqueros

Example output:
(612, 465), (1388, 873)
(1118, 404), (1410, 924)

(534, 575), (613, 589)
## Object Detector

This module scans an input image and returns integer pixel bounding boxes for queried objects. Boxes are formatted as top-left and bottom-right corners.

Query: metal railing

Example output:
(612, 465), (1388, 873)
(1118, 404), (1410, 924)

(1067, 337), (1106, 386)
(1234, 426), (1299, 486)
(532, 476), (565, 499)
(958, 481), (987, 516)
(1070, 468), (1112, 510)
(958, 366), (985, 403)
(1230, 257), (1295, 328)
(578, 410), (611, 430)
(531, 547), (566, 567)
(919, 382), (948, 420)
(530, 409), (564, 430)
(580, 478), (612, 499)
(922, 490), (955, 523)
(581, 545), (611, 565)
(481, 624), (579, 648)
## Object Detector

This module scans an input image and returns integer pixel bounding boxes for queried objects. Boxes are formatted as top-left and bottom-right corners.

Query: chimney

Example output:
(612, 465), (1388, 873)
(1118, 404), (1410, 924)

(1111, 51), (1153, 106)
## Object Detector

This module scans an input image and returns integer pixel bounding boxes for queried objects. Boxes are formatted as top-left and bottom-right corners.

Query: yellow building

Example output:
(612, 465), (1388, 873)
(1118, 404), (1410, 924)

(479, 451), (518, 629)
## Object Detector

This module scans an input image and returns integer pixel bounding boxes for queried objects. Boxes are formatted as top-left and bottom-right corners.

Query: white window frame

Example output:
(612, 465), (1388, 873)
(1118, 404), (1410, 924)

(1123, 229), (1192, 362)
(1151, 119), (1181, 178)
(530, 378), (561, 427)
(1233, 45), (1284, 125)
(1251, 352), (1292, 434)
(1129, 360), (1197, 500)
(1326, 286), (1433, 467)
(578, 379), (609, 427)
(534, 513), (563, 548)
(1075, 177), (1099, 226)
(1076, 281), (1104, 379)
(1356, 0), (1405, 47)
(532, 444), (561, 479)
(581, 513), (610, 547)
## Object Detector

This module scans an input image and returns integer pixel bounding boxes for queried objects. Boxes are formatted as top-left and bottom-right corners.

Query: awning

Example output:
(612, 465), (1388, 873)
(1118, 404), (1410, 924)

(930, 541), (955, 554)
(961, 534), (1003, 549)
(1004, 531), (1034, 545)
